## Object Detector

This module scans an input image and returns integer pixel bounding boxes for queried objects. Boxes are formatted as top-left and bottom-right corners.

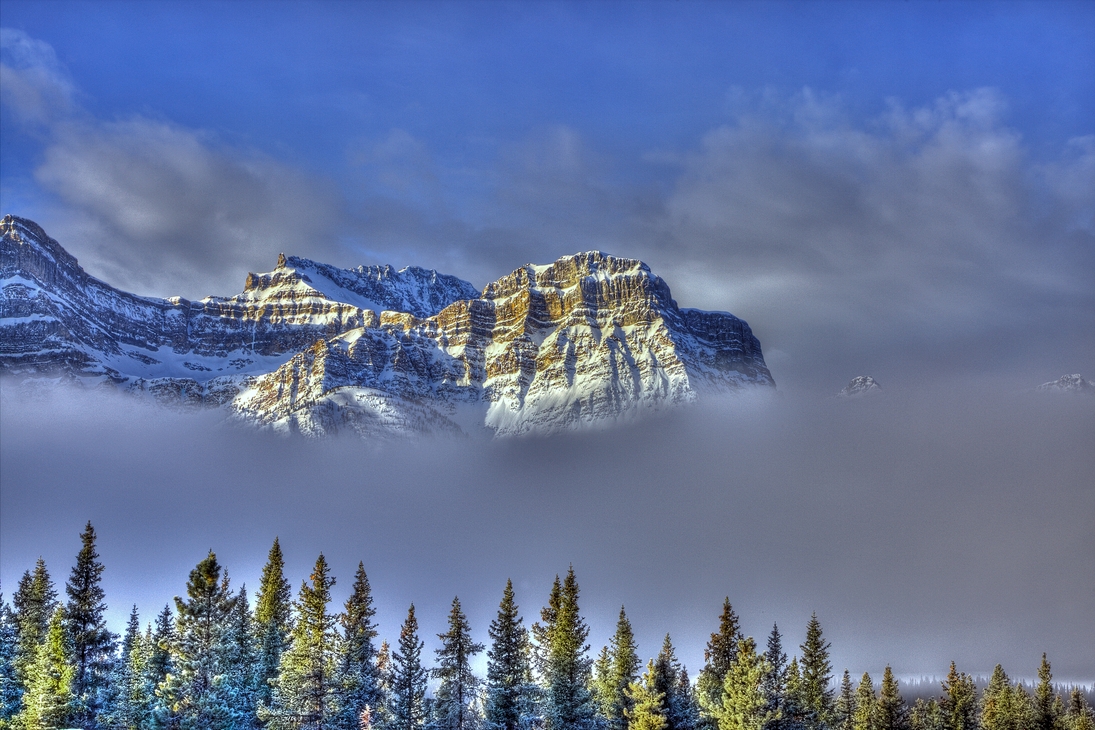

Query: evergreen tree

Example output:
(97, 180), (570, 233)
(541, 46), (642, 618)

(594, 607), (640, 730)
(162, 550), (242, 729)
(102, 606), (155, 730)
(541, 567), (596, 730)
(432, 597), (485, 730)
(798, 615), (833, 730)
(255, 538), (293, 711)
(222, 586), (258, 727)
(485, 580), (535, 730)
(1065, 689), (1094, 730)
(653, 635), (697, 730)
(761, 626), (788, 730)
(12, 559), (58, 690)
(833, 672), (854, 730)
(909, 700), (944, 730)
(938, 663), (977, 730)
(65, 521), (117, 729)
(1034, 655), (1062, 730)
(336, 563), (382, 730)
(851, 674), (873, 730)
(980, 665), (1014, 730)
(626, 661), (668, 730)
(875, 667), (906, 730)
(15, 606), (76, 730)
(0, 593), (21, 724)
(388, 605), (428, 730)
(531, 577), (562, 681)
(268, 554), (339, 730)
(782, 659), (807, 730)
(716, 637), (772, 730)
(698, 600), (744, 723)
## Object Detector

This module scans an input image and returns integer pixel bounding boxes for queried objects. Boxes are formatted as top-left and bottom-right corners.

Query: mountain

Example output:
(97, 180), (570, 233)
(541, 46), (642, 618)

(837, 375), (882, 398)
(1035, 374), (1095, 394)
(1, 214), (775, 436)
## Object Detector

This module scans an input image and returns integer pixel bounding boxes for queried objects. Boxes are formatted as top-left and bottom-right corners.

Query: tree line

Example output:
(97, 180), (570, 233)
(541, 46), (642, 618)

(0, 523), (1091, 730)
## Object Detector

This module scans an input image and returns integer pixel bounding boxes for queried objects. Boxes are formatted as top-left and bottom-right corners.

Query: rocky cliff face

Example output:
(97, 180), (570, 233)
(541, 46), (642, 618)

(2, 215), (775, 436)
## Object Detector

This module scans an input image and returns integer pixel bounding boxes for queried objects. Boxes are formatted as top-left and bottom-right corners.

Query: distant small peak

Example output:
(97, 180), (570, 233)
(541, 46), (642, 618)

(277, 253), (287, 268)
(1035, 374), (1095, 394)
(838, 375), (881, 398)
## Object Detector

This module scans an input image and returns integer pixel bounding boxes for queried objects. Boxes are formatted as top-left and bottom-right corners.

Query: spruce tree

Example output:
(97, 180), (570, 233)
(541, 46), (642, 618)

(222, 586), (258, 727)
(433, 597), (485, 730)
(531, 577), (562, 681)
(485, 580), (535, 730)
(716, 637), (772, 730)
(938, 663), (976, 730)
(541, 567), (596, 730)
(147, 604), (176, 729)
(626, 661), (668, 730)
(594, 607), (639, 730)
(979, 665), (1011, 730)
(782, 658), (807, 730)
(909, 700), (944, 730)
(336, 563), (382, 730)
(163, 550), (241, 729)
(388, 604), (428, 730)
(268, 554), (339, 730)
(0, 594), (20, 724)
(875, 667), (906, 730)
(654, 635), (697, 730)
(1033, 654), (1061, 730)
(698, 600), (744, 723)
(102, 606), (155, 730)
(798, 615), (833, 730)
(761, 625), (788, 730)
(833, 672), (854, 730)
(65, 521), (116, 729)
(255, 537), (293, 711)
(851, 674), (873, 730)
(12, 559), (58, 689)
(1066, 688), (1094, 730)
(15, 606), (76, 730)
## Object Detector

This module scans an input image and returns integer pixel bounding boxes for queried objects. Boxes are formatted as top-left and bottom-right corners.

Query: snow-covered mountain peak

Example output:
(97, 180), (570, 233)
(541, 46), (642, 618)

(1035, 374), (1095, 394)
(838, 375), (882, 398)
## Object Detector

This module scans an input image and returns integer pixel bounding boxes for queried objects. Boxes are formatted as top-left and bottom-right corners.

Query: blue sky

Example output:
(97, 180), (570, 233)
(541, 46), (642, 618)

(2, 1), (1095, 679)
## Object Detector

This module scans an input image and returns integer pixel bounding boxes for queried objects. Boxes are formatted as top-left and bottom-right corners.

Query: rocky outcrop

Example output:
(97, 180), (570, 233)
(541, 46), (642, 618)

(2, 215), (776, 437)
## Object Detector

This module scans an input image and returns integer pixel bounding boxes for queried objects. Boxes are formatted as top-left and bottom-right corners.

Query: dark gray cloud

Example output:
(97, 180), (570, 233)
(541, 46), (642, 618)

(2, 383), (1092, 682)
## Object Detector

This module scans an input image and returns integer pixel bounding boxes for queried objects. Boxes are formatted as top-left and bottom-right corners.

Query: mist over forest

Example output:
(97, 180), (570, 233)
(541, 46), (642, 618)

(3, 380), (1091, 682)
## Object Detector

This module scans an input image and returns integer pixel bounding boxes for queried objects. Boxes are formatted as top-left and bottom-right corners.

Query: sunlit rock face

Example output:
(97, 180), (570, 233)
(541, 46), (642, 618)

(3, 215), (775, 436)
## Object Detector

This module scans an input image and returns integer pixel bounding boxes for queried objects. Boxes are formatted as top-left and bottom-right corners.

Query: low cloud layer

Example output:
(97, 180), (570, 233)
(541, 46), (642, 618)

(2, 384), (1092, 681)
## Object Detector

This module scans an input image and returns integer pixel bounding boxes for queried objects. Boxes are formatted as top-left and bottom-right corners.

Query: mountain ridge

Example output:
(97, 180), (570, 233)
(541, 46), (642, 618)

(1, 214), (775, 436)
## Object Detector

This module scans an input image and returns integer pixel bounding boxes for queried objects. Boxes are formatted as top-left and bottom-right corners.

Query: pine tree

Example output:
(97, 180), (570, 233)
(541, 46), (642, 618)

(146, 604), (176, 729)
(336, 563), (382, 730)
(851, 674), (873, 730)
(716, 637), (773, 730)
(833, 672), (854, 730)
(783, 658), (806, 730)
(222, 585), (258, 727)
(102, 606), (155, 730)
(698, 599), (744, 724)
(388, 604), (428, 730)
(15, 606), (76, 730)
(1065, 688), (1094, 730)
(799, 615), (833, 730)
(0, 593), (21, 724)
(268, 554), (339, 730)
(594, 607), (640, 730)
(653, 635), (697, 730)
(875, 667), (906, 730)
(541, 567), (596, 730)
(909, 700), (943, 730)
(980, 665), (1013, 730)
(531, 577), (562, 682)
(65, 521), (117, 729)
(1034, 655), (1061, 730)
(761, 625), (788, 730)
(12, 559), (58, 690)
(626, 661), (668, 730)
(938, 663), (977, 730)
(163, 550), (242, 729)
(433, 597), (485, 730)
(485, 580), (535, 730)
(255, 537), (293, 711)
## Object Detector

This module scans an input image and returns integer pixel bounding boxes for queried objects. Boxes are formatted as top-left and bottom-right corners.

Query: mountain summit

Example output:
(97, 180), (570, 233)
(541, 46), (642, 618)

(1, 214), (775, 436)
